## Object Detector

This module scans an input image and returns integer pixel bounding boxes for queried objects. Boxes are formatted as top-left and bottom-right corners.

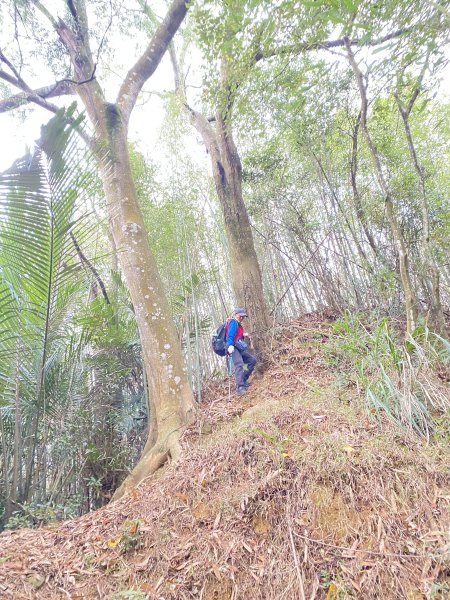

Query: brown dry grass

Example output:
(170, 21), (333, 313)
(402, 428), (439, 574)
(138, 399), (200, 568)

(0, 313), (449, 600)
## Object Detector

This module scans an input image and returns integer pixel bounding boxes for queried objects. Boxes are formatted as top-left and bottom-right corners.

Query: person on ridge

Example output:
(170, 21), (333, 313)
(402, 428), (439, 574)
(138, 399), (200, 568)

(225, 307), (257, 396)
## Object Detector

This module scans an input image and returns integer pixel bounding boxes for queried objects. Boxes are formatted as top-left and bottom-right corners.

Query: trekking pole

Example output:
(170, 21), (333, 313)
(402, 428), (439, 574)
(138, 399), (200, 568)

(227, 355), (233, 402)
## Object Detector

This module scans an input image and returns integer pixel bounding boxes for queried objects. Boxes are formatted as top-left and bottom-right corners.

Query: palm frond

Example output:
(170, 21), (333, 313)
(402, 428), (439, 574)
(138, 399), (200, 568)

(0, 105), (98, 411)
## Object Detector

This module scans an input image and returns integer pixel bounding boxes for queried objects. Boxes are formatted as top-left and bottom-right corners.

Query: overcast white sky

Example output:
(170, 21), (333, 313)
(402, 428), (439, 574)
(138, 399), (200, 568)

(0, 53), (176, 171)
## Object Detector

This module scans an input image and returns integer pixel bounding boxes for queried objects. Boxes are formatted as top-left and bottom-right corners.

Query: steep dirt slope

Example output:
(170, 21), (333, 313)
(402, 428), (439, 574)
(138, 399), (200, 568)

(0, 315), (449, 599)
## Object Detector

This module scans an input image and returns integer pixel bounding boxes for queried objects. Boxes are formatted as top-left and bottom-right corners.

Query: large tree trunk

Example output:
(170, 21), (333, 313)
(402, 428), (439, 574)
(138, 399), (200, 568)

(91, 112), (195, 498)
(184, 108), (270, 355)
(214, 113), (271, 345)
(185, 109), (270, 352)
(189, 109), (270, 346)
(51, 0), (196, 500)
(172, 49), (270, 355)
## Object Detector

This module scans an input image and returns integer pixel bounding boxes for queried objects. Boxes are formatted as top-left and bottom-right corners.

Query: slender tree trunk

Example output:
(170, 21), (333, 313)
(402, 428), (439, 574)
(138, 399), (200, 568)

(313, 151), (371, 270)
(23, 410), (39, 503)
(395, 93), (446, 336)
(9, 342), (22, 518)
(345, 40), (418, 333)
(0, 414), (11, 523)
(349, 113), (386, 264)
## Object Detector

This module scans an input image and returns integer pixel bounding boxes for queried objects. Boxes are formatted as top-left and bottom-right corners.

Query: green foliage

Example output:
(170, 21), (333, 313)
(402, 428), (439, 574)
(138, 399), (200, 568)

(0, 109), (149, 527)
(1, 0), (449, 532)
(427, 581), (450, 600)
(118, 519), (144, 552)
(5, 498), (81, 529)
(106, 519), (144, 554)
(326, 312), (450, 435)
(0, 105), (95, 408)
(107, 590), (147, 600)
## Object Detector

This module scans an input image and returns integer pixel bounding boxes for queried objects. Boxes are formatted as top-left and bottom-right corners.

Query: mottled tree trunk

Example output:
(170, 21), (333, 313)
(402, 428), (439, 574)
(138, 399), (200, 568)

(173, 50), (270, 356)
(182, 112), (269, 355)
(46, 0), (196, 499)
(187, 111), (270, 349)
(93, 116), (195, 498)
(214, 114), (270, 345)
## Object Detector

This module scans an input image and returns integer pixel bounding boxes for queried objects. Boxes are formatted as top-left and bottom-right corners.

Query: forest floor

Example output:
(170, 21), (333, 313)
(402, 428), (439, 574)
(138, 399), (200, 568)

(0, 313), (449, 600)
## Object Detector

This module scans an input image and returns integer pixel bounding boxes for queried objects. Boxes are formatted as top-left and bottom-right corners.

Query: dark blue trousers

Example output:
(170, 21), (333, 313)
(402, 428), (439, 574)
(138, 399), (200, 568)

(230, 348), (257, 390)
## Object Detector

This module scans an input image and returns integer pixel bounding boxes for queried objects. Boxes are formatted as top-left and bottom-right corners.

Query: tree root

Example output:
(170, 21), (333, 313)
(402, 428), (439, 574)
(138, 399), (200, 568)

(111, 429), (182, 502)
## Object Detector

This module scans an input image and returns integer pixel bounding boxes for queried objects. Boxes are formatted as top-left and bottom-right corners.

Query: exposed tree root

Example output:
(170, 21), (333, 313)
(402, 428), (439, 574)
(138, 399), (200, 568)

(111, 430), (182, 501)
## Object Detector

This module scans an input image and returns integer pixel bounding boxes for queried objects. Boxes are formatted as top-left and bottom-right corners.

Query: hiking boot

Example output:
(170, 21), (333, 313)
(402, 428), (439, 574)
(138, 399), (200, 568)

(237, 386), (247, 396)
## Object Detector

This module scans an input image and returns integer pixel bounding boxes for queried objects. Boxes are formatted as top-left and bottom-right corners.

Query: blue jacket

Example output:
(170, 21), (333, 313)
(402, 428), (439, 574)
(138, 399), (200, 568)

(225, 318), (243, 346)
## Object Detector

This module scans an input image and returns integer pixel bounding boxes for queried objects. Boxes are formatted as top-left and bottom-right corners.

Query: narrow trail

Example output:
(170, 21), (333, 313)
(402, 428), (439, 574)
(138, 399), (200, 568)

(1, 314), (449, 599)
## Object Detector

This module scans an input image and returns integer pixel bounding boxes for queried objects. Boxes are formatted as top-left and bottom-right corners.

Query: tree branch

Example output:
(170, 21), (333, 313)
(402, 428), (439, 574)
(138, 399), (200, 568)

(208, 24), (416, 125)
(0, 49), (28, 90)
(30, 0), (61, 31)
(0, 47), (78, 113)
(396, 50), (431, 117)
(254, 27), (414, 63)
(117, 0), (189, 123)
(0, 81), (75, 114)
(70, 231), (110, 304)
(169, 43), (220, 157)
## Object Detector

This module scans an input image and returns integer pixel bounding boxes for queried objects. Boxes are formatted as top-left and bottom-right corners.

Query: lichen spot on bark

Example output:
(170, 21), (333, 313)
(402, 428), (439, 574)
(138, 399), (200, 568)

(163, 364), (174, 381)
(174, 376), (181, 385)
(164, 344), (171, 350)
(122, 222), (141, 235)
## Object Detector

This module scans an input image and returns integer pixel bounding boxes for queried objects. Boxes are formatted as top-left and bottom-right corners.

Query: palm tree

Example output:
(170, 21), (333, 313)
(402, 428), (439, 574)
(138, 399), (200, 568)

(0, 106), (99, 523)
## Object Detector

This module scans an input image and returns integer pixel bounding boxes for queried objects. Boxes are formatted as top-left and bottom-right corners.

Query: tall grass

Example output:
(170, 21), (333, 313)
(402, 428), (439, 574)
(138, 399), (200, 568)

(326, 312), (450, 437)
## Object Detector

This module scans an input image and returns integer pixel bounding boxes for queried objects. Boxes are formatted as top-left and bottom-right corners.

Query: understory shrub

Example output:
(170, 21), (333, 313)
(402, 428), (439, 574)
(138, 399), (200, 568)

(325, 311), (450, 436)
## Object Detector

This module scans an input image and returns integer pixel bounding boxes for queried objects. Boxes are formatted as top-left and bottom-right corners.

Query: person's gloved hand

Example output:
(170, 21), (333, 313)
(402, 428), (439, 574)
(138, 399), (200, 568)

(228, 345), (234, 354)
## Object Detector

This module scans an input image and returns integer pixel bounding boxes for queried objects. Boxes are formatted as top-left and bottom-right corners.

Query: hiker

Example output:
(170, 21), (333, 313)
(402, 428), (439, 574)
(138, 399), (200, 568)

(226, 307), (257, 396)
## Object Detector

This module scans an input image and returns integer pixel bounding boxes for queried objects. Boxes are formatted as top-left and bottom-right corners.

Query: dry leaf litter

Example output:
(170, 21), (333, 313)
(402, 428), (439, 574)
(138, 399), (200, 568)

(0, 313), (449, 599)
